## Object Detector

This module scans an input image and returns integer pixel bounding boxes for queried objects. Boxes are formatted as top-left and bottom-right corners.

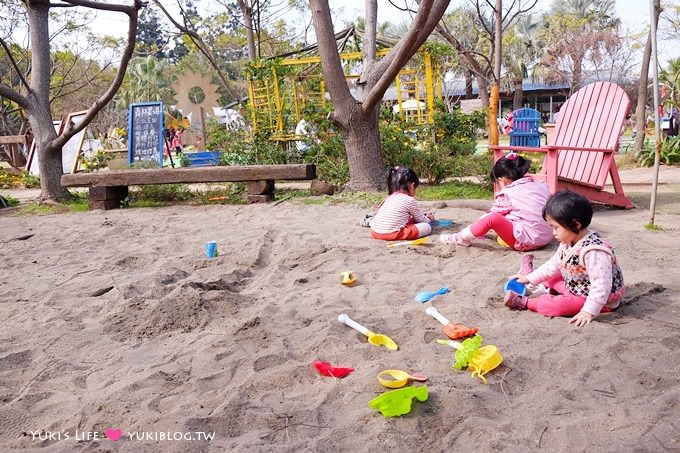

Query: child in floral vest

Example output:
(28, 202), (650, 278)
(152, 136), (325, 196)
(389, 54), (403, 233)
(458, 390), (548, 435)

(505, 191), (625, 327)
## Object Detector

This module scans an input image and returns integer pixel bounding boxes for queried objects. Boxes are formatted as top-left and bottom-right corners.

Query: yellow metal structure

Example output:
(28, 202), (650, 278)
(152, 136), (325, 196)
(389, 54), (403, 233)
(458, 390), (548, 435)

(247, 49), (442, 142)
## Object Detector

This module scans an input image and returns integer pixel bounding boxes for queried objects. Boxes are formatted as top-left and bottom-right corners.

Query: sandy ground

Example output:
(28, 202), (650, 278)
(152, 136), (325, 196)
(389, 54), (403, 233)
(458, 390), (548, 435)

(1, 167), (679, 452)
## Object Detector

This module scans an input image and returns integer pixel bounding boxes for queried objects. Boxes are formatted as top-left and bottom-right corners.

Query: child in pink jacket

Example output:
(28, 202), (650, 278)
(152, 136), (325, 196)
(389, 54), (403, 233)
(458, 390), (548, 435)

(440, 152), (553, 251)
(504, 191), (625, 327)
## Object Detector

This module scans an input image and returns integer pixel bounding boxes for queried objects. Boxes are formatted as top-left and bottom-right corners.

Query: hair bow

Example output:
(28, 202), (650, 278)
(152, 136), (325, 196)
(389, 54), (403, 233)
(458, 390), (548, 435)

(506, 152), (518, 161)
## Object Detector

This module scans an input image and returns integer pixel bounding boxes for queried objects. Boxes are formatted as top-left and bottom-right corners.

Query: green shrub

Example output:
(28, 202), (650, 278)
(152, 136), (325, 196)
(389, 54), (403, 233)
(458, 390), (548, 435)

(0, 170), (23, 188)
(303, 133), (348, 187)
(22, 172), (40, 188)
(635, 135), (680, 166)
(179, 154), (191, 167)
(131, 184), (193, 202)
(81, 150), (110, 172)
(1, 194), (19, 206)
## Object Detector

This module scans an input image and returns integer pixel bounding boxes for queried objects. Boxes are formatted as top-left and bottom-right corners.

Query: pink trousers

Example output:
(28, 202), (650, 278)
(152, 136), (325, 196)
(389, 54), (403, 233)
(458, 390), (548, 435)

(469, 212), (516, 249)
(527, 275), (613, 317)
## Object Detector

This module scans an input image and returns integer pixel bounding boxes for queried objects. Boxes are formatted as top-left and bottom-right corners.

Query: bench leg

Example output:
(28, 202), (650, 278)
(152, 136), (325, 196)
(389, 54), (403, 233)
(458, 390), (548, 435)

(246, 180), (274, 204)
(88, 186), (128, 210)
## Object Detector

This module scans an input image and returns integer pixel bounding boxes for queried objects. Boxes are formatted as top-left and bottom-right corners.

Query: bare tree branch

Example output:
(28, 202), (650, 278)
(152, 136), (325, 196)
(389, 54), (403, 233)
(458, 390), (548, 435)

(362, 0), (451, 113)
(54, 0), (143, 148)
(153, 0), (238, 99)
(0, 38), (31, 93)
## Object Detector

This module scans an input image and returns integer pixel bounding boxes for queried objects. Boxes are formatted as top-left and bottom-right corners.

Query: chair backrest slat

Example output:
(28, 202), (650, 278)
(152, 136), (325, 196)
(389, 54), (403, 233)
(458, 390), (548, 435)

(550, 81), (630, 188)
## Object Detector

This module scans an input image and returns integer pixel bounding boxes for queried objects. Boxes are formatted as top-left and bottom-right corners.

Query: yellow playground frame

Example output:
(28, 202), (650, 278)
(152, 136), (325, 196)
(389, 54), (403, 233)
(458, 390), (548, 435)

(247, 49), (443, 143)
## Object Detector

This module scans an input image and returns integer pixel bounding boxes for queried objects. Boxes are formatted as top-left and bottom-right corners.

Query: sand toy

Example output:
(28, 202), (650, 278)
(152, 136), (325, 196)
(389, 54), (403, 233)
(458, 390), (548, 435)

(377, 369), (428, 389)
(437, 334), (503, 383)
(338, 314), (398, 350)
(425, 306), (478, 339)
(340, 271), (357, 286)
(415, 286), (450, 303)
(313, 360), (354, 378)
(504, 278), (527, 296)
(387, 237), (428, 248)
(369, 385), (428, 417)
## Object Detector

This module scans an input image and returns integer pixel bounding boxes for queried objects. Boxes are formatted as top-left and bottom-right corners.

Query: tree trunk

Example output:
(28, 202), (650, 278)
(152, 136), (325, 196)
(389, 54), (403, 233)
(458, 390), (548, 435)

(488, 0), (502, 147)
(635, 1), (660, 152)
(489, 85), (500, 145)
(311, 0), (449, 191)
(513, 78), (523, 110)
(31, 107), (70, 201)
(464, 71), (473, 99)
(237, 0), (256, 61)
(477, 75), (490, 107)
(27, 0), (71, 201)
(341, 104), (384, 191)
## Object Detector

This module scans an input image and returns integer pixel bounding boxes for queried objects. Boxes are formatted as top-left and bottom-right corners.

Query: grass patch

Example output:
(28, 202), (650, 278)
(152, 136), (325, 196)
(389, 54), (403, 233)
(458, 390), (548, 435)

(1, 194), (20, 207)
(419, 180), (492, 201)
(14, 191), (88, 215)
(645, 223), (664, 231)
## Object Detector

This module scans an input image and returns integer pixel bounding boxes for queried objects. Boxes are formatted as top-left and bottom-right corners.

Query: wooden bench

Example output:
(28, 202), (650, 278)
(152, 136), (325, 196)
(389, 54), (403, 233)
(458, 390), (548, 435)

(61, 164), (316, 210)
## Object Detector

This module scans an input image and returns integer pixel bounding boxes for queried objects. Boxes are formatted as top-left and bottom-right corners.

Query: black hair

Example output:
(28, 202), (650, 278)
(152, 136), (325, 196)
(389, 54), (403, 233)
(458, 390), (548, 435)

(386, 166), (420, 195)
(542, 190), (593, 234)
(490, 154), (532, 182)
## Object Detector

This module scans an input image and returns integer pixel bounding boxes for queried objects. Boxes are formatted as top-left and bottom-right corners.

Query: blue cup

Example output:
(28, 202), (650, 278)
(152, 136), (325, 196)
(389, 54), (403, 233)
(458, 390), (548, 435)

(504, 278), (526, 296)
(205, 241), (218, 259)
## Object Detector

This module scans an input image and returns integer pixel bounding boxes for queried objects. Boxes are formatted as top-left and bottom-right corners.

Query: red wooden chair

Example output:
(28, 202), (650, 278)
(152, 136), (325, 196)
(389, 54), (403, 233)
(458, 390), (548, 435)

(490, 81), (633, 208)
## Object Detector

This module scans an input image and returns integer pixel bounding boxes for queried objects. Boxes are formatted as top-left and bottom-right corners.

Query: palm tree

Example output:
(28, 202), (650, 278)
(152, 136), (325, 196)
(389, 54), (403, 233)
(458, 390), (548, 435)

(660, 57), (680, 111)
(537, 0), (620, 91)
(503, 14), (541, 110)
(115, 56), (175, 109)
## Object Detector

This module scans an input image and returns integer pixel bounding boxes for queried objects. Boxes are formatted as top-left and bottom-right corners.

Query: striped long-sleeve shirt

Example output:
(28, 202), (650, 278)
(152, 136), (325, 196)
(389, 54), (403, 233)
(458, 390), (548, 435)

(370, 192), (430, 234)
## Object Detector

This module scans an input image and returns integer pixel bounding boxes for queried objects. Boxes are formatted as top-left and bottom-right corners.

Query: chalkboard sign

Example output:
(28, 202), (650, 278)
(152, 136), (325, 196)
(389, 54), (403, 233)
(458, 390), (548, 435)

(127, 101), (163, 166)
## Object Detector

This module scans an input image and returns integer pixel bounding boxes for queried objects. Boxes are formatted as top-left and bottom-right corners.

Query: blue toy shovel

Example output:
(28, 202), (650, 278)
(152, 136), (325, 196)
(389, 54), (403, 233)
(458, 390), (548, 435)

(415, 287), (450, 303)
(431, 219), (454, 228)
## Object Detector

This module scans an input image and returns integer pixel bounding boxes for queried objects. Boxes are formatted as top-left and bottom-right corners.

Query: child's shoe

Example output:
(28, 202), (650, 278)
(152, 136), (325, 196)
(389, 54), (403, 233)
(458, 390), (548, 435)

(519, 253), (534, 274)
(360, 214), (374, 227)
(504, 290), (528, 310)
(439, 232), (471, 247)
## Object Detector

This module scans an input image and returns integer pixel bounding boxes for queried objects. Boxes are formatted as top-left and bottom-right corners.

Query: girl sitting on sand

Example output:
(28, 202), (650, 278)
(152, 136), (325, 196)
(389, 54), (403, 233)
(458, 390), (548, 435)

(504, 191), (625, 327)
(370, 166), (434, 241)
(440, 152), (552, 251)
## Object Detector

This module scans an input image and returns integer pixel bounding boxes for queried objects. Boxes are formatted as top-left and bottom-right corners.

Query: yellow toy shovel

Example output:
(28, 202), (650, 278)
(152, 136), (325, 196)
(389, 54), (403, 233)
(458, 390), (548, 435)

(338, 314), (398, 350)
(387, 237), (428, 248)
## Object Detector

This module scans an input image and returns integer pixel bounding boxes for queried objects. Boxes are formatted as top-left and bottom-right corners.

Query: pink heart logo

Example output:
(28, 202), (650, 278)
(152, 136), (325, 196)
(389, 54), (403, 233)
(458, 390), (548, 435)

(105, 428), (123, 441)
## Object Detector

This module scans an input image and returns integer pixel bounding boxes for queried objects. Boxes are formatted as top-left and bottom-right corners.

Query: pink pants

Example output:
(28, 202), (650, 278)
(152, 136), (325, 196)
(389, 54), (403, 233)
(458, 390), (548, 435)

(469, 212), (517, 249)
(527, 275), (613, 317)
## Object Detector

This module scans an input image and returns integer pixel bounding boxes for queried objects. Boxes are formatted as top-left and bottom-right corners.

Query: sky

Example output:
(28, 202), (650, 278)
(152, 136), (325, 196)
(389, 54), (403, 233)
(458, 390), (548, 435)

(90, 0), (676, 66)
(339, 0), (677, 65)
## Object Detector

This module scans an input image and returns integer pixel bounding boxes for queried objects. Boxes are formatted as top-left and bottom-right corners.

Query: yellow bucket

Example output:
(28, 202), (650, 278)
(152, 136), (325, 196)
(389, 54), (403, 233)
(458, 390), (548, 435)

(467, 345), (503, 383)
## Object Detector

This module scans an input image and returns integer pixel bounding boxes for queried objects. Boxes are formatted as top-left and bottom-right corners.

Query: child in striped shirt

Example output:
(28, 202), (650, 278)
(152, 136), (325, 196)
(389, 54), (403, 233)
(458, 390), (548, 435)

(370, 166), (434, 241)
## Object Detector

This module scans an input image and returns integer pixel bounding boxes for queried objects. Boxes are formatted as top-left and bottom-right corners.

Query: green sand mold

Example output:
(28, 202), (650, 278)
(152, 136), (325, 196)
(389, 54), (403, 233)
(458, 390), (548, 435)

(368, 385), (429, 417)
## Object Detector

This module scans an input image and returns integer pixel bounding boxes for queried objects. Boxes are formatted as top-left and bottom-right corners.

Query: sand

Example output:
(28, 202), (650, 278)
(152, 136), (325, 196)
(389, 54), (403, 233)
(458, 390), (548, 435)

(1, 168), (679, 452)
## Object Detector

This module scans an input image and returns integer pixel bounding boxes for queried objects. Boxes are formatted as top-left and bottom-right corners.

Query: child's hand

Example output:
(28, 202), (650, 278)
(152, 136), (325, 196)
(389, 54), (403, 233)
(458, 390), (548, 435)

(568, 310), (594, 327)
(509, 274), (530, 285)
(426, 212), (435, 221)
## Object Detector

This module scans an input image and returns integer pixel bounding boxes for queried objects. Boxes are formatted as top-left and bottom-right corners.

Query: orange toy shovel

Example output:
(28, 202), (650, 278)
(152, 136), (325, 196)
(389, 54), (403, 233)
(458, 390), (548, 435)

(425, 307), (478, 340)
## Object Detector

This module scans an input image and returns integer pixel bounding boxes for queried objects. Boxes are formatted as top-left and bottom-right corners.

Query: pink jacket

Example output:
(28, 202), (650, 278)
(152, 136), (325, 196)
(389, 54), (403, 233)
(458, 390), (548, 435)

(491, 177), (553, 251)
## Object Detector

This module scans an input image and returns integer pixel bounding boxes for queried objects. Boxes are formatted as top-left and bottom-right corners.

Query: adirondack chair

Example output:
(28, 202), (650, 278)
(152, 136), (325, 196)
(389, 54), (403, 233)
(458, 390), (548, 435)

(509, 108), (541, 148)
(490, 81), (633, 208)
